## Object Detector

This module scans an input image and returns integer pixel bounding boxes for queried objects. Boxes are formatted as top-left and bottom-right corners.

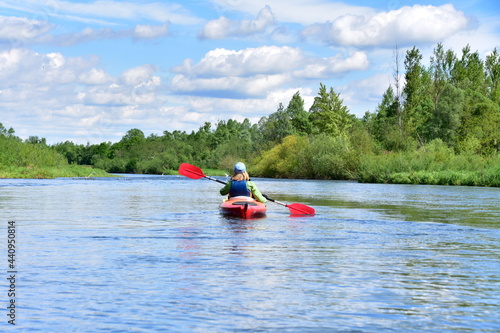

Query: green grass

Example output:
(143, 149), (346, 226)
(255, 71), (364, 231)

(383, 170), (500, 186)
(0, 165), (112, 179)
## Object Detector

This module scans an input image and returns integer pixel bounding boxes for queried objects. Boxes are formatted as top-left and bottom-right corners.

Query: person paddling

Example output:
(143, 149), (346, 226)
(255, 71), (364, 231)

(220, 162), (267, 203)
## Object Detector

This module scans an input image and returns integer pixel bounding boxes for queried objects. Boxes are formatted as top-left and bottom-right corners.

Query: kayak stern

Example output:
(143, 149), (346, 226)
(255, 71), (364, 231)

(219, 197), (266, 219)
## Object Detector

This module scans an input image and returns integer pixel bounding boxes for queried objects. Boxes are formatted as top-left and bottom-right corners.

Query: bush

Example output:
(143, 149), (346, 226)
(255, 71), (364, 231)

(252, 133), (360, 180)
(253, 135), (310, 178)
(306, 134), (358, 179)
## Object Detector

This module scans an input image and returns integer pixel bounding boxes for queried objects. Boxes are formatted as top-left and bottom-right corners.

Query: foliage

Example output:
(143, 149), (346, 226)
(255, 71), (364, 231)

(485, 48), (500, 103)
(423, 83), (464, 145)
(258, 91), (312, 144)
(309, 83), (354, 137)
(1, 133), (65, 168)
(252, 135), (310, 178)
(253, 131), (368, 180)
(358, 139), (499, 186)
(0, 126), (109, 178)
(305, 134), (358, 179)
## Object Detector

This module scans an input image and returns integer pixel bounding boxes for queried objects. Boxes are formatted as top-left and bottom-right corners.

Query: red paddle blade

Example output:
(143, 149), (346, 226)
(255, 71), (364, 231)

(287, 203), (315, 215)
(178, 163), (206, 179)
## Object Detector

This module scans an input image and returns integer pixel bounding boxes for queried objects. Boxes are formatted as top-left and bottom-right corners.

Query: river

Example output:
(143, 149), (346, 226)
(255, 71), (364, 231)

(0, 175), (499, 332)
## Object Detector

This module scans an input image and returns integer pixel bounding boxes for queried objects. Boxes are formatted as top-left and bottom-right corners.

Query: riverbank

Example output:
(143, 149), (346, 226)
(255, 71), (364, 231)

(358, 169), (500, 187)
(357, 148), (500, 187)
(0, 165), (112, 179)
(0, 134), (112, 179)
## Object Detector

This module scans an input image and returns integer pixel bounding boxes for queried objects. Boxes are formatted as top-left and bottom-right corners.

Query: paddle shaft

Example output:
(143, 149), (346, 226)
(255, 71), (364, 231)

(262, 195), (284, 206)
(205, 175), (227, 185)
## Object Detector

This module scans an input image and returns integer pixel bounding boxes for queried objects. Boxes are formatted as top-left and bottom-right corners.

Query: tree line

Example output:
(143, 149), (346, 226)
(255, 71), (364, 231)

(2, 43), (499, 185)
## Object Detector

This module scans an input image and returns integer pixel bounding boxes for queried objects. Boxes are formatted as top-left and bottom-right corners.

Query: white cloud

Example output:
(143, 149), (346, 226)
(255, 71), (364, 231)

(0, 14), (170, 47)
(339, 73), (393, 116)
(211, 0), (375, 25)
(168, 87), (315, 126)
(55, 27), (116, 46)
(0, 48), (93, 88)
(0, 48), (164, 143)
(293, 51), (369, 78)
(171, 46), (369, 97)
(302, 4), (470, 47)
(120, 65), (159, 86)
(133, 22), (169, 39)
(79, 65), (162, 106)
(0, 0), (201, 25)
(0, 16), (52, 44)
(171, 73), (289, 98)
(198, 16), (231, 40)
(60, 0), (195, 23)
(173, 46), (303, 77)
(51, 23), (170, 46)
(199, 6), (275, 39)
(438, 15), (500, 59)
(79, 68), (114, 85)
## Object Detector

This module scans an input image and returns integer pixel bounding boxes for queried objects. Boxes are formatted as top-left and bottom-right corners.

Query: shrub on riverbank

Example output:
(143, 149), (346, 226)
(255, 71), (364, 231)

(381, 168), (500, 186)
(358, 140), (500, 187)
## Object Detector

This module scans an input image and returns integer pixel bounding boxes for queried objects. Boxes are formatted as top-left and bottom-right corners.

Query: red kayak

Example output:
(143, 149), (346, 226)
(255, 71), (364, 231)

(219, 196), (267, 219)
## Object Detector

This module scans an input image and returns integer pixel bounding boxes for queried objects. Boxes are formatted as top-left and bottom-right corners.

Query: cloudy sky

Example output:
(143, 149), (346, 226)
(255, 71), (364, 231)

(0, 0), (499, 144)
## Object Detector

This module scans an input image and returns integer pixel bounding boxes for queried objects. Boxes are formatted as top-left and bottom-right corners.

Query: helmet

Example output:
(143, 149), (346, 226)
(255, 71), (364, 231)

(234, 162), (246, 174)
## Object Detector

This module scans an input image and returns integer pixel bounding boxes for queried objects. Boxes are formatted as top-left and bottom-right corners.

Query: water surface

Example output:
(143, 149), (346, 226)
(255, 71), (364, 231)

(0, 175), (498, 332)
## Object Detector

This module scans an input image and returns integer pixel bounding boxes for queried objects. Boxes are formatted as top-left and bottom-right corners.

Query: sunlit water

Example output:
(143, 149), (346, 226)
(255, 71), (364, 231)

(0, 175), (499, 332)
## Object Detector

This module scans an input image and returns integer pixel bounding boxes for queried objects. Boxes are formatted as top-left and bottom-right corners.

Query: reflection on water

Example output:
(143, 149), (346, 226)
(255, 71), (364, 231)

(0, 175), (498, 332)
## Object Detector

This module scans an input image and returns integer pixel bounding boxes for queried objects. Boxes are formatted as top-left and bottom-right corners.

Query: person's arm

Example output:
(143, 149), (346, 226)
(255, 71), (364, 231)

(220, 180), (231, 195)
(247, 181), (267, 203)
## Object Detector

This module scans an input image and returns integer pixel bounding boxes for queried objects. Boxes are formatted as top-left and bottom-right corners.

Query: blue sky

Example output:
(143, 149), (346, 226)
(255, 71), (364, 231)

(0, 0), (499, 144)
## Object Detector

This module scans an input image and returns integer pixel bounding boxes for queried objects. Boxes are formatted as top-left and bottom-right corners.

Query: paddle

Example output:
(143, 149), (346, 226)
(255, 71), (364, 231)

(178, 163), (315, 215)
(178, 162), (226, 185)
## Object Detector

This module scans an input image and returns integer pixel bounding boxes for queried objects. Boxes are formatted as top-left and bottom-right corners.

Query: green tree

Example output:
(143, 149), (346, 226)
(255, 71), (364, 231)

(0, 123), (16, 138)
(485, 48), (500, 104)
(367, 86), (412, 151)
(402, 46), (432, 143)
(429, 43), (456, 113)
(452, 45), (486, 93)
(458, 91), (500, 154)
(309, 83), (353, 137)
(259, 103), (296, 143)
(373, 86), (398, 136)
(208, 118), (258, 169)
(424, 84), (465, 145)
(286, 91), (312, 135)
(53, 141), (80, 164)
(119, 128), (145, 149)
